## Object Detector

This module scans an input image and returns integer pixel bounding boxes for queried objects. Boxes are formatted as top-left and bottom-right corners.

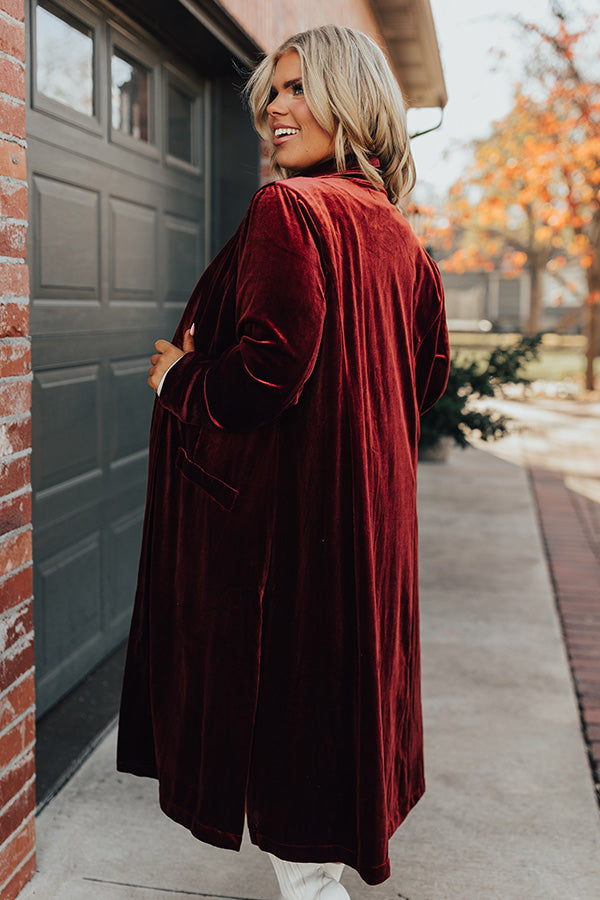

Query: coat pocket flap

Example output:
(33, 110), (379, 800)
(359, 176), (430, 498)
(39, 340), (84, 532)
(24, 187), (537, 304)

(176, 447), (239, 511)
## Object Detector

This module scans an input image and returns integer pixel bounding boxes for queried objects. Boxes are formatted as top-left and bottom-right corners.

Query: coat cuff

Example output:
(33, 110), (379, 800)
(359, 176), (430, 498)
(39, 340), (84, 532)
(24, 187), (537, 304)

(158, 352), (225, 430)
(156, 357), (183, 396)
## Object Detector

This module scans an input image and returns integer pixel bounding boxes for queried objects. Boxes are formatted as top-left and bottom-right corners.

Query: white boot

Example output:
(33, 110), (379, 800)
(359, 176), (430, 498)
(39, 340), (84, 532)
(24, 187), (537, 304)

(268, 853), (350, 900)
(321, 861), (344, 883)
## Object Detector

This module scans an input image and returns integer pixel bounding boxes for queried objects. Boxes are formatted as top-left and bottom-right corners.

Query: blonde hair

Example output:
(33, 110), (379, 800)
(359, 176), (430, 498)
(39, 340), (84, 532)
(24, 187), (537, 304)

(244, 24), (416, 206)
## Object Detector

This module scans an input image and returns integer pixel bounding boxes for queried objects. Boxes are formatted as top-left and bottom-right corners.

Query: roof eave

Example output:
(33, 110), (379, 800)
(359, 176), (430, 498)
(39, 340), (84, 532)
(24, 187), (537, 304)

(371, 0), (447, 109)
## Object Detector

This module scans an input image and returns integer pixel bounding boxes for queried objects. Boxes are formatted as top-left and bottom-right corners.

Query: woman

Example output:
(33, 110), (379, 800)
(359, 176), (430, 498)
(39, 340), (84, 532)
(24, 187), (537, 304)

(117, 24), (449, 900)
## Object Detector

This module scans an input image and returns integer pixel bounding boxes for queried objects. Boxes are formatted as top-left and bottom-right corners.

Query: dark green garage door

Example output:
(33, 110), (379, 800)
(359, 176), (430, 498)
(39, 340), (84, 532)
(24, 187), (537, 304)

(28, 0), (211, 715)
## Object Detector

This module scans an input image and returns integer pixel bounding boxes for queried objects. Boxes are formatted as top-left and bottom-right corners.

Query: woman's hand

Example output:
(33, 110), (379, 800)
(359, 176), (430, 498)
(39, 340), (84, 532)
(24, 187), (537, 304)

(147, 326), (195, 393)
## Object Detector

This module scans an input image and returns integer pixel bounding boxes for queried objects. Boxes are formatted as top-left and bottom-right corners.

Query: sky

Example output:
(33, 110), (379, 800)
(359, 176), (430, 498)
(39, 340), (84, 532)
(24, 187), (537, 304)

(409, 0), (597, 202)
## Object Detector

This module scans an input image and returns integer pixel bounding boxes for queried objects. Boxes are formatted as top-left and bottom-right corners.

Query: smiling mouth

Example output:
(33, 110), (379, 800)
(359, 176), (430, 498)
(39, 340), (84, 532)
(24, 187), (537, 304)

(273, 127), (300, 146)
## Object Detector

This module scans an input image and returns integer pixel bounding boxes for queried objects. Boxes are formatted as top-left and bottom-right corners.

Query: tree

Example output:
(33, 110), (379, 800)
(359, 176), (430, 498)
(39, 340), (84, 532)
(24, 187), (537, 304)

(435, 4), (599, 387)
(518, 2), (600, 387)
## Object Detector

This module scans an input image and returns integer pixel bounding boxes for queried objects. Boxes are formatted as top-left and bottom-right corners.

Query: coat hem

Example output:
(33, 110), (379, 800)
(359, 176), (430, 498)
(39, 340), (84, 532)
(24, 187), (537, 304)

(387, 782), (426, 838)
(116, 761), (243, 850)
(160, 796), (243, 852)
(248, 827), (391, 886)
(116, 759), (158, 779)
(116, 764), (425, 886)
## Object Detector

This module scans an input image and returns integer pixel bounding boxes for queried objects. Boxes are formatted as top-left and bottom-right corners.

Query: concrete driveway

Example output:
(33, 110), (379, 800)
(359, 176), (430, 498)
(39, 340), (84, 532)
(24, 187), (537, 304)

(20, 432), (600, 900)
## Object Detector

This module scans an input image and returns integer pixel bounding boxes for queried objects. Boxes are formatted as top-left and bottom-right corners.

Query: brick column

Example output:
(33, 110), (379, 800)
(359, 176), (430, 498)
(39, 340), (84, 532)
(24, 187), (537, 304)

(0, 1), (36, 898)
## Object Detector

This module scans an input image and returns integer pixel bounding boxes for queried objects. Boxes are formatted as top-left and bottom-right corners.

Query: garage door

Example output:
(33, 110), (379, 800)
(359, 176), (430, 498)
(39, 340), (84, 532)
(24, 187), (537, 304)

(28, 0), (210, 715)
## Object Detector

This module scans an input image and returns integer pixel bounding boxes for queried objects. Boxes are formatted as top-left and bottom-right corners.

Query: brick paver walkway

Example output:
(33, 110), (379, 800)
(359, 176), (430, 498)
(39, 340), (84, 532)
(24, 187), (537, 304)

(529, 466), (600, 804)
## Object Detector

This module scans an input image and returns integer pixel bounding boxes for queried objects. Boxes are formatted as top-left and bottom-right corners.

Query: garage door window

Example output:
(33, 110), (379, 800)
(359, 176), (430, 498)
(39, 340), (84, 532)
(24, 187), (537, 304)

(112, 50), (150, 142)
(167, 81), (193, 163)
(36, 1), (94, 116)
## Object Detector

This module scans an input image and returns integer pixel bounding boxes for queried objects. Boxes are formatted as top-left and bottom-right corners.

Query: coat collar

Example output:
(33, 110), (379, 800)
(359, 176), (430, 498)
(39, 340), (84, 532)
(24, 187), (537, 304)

(292, 154), (382, 182)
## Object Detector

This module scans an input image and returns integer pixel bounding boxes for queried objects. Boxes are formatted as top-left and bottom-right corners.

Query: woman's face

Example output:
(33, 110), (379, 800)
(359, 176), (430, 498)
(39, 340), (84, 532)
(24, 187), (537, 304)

(267, 50), (336, 171)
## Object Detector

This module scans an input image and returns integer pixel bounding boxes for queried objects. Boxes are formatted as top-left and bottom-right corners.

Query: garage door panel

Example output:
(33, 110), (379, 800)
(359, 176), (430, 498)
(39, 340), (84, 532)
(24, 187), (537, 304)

(34, 469), (103, 538)
(34, 531), (104, 713)
(34, 174), (100, 295)
(106, 508), (144, 623)
(110, 197), (157, 300)
(108, 357), (154, 463)
(33, 364), (101, 493)
(165, 213), (202, 303)
(30, 310), (181, 342)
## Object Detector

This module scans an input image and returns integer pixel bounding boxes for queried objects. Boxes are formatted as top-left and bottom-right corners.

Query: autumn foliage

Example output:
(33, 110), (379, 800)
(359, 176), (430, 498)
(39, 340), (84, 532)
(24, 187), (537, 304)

(429, 4), (600, 385)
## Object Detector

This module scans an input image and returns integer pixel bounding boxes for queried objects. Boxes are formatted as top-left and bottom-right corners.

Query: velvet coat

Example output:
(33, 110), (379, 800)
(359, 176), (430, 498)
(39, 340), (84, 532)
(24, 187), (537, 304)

(117, 159), (450, 886)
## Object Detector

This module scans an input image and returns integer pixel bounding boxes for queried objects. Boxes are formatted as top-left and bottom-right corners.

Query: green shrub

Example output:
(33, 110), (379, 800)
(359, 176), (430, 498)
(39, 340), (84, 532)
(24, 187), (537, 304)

(419, 334), (541, 450)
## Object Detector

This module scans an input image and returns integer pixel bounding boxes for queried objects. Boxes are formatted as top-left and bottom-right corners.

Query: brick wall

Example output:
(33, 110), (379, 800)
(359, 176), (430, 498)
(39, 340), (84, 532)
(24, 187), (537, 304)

(0, 0), (36, 898)
(225, 0), (384, 55)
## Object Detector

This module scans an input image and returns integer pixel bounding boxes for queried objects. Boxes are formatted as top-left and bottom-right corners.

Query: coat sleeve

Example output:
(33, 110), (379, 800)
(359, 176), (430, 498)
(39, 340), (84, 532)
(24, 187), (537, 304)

(158, 183), (327, 432)
(414, 251), (450, 415)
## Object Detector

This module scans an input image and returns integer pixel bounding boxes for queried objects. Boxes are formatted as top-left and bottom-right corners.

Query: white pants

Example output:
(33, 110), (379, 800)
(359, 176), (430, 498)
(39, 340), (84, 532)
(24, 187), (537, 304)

(268, 852), (351, 900)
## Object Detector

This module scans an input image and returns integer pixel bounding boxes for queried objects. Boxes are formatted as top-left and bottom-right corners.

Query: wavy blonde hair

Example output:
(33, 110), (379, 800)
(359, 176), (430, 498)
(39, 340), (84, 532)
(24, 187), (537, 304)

(244, 24), (416, 206)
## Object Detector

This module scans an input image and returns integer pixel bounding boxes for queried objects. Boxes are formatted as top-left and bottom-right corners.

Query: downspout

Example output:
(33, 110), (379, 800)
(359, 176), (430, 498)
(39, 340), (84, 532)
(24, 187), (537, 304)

(409, 106), (444, 140)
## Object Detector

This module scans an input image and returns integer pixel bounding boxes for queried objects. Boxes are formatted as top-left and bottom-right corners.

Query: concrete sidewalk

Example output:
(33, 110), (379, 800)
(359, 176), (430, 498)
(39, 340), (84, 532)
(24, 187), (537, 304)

(20, 448), (600, 900)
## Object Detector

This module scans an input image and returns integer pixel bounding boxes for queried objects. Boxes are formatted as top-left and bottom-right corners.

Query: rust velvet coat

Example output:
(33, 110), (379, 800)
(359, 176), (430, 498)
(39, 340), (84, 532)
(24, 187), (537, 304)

(117, 158), (450, 886)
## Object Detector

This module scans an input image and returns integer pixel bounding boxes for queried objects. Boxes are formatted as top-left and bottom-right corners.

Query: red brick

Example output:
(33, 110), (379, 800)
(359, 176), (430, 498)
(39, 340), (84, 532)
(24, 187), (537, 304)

(0, 57), (25, 102)
(575, 672), (600, 687)
(0, 221), (26, 257)
(0, 675), (34, 732)
(0, 2), (25, 24)
(0, 599), (31, 652)
(0, 638), (34, 694)
(0, 779), (34, 842)
(563, 618), (600, 630)
(1, 851), (36, 900)
(531, 466), (600, 798)
(575, 658), (600, 670)
(561, 601), (600, 613)
(577, 685), (600, 699)
(0, 456), (30, 497)
(0, 567), (32, 617)
(555, 565), (599, 580)
(0, 529), (32, 580)
(0, 98), (25, 140)
(0, 140), (25, 180)
(570, 650), (600, 664)
(0, 712), (34, 767)
(0, 417), (30, 456)
(0, 817), (35, 887)
(0, 747), (34, 805)
(0, 340), (29, 377)
(0, 264), (28, 298)
(0, 378), (31, 417)
(0, 492), (30, 536)
(0, 302), (28, 337)
(0, 16), (25, 61)
(568, 638), (600, 652)
(582, 706), (600, 724)
(0, 181), (27, 220)
(0, 720), (23, 765)
(567, 633), (600, 647)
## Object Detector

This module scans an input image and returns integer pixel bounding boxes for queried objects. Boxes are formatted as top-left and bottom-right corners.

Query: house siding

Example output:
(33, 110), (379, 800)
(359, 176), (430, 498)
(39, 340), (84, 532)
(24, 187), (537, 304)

(223, 0), (384, 50)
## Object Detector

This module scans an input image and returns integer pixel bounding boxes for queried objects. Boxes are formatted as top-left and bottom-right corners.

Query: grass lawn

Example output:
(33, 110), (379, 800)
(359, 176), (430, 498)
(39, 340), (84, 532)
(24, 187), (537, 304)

(451, 346), (600, 384)
(522, 350), (600, 382)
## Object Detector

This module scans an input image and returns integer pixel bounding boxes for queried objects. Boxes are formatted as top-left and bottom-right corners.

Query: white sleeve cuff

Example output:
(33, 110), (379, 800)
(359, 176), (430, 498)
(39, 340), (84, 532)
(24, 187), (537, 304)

(157, 356), (183, 396)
